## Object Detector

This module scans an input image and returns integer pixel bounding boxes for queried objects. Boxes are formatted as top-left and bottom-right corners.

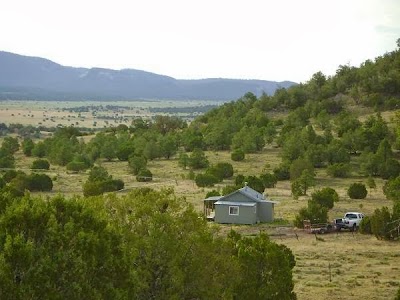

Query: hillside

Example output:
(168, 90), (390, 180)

(0, 43), (400, 300)
(0, 51), (295, 101)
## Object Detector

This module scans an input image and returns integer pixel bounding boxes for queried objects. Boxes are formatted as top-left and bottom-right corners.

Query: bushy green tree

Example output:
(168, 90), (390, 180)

(289, 158), (314, 180)
(195, 173), (219, 187)
(359, 216), (372, 234)
(0, 194), (130, 299)
(260, 172), (278, 188)
(66, 161), (87, 172)
(294, 200), (328, 228)
(128, 155), (147, 175)
(31, 141), (47, 158)
(245, 176), (265, 193)
(206, 162), (234, 181)
(347, 183), (368, 199)
(0, 151), (15, 169)
(27, 173), (53, 191)
(83, 166), (124, 196)
(311, 187), (338, 209)
(231, 126), (265, 153)
(228, 231), (296, 300)
(205, 190), (220, 198)
(383, 176), (400, 201)
(1, 136), (19, 154)
(178, 152), (189, 169)
(273, 163), (290, 181)
(231, 149), (245, 161)
(370, 206), (392, 240)
(159, 133), (178, 159)
(291, 169), (315, 198)
(21, 138), (34, 156)
(326, 163), (351, 178)
(188, 148), (209, 169)
(31, 159), (50, 170)
(136, 169), (153, 182)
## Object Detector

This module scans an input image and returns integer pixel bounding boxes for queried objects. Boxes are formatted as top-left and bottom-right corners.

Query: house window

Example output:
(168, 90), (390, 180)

(229, 206), (239, 215)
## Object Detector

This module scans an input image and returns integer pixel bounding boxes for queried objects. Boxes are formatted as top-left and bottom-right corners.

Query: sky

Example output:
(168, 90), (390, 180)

(1, 0), (399, 83)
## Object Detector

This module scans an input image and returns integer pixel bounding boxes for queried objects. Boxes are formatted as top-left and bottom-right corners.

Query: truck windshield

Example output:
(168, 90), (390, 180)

(345, 214), (357, 219)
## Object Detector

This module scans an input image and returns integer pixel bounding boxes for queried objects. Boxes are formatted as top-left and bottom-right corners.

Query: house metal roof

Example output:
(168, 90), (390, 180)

(203, 196), (223, 201)
(203, 186), (278, 204)
(214, 201), (256, 206)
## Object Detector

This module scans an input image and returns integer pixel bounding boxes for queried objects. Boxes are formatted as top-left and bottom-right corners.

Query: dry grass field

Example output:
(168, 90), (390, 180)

(0, 100), (218, 128)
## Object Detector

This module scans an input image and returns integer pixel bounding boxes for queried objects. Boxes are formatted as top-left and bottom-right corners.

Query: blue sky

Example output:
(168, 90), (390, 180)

(1, 0), (399, 83)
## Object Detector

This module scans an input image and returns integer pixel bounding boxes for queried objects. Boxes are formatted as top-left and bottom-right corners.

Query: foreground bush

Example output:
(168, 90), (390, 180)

(0, 189), (297, 299)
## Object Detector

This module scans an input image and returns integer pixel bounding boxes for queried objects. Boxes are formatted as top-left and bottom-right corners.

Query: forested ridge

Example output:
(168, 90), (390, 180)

(0, 41), (400, 299)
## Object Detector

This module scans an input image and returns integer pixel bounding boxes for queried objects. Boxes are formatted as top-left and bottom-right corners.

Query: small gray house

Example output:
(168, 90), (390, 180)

(203, 185), (278, 225)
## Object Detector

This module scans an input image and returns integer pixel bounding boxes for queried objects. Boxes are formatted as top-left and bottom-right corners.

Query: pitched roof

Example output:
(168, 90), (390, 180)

(220, 186), (277, 203)
(215, 201), (256, 206)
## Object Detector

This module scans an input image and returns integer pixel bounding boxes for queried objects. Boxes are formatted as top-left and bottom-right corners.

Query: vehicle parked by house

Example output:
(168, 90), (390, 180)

(334, 212), (364, 231)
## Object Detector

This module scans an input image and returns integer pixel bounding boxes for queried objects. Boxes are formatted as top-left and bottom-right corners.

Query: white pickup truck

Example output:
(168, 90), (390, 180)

(334, 212), (364, 231)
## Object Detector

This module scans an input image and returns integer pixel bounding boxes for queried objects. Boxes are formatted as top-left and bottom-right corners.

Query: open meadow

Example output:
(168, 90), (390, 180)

(0, 99), (220, 128)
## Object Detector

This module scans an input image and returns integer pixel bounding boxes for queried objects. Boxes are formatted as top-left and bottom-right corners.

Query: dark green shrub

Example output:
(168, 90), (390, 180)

(359, 216), (372, 234)
(370, 207), (392, 240)
(188, 148), (209, 169)
(379, 158), (400, 179)
(273, 164), (290, 181)
(383, 176), (400, 201)
(347, 183), (368, 199)
(83, 181), (104, 197)
(205, 190), (220, 198)
(195, 173), (219, 187)
(136, 169), (153, 182)
(215, 162), (234, 178)
(222, 185), (240, 195)
(235, 174), (245, 186)
(231, 149), (245, 161)
(311, 187), (339, 209)
(326, 163), (351, 178)
(128, 155), (147, 175)
(2, 170), (18, 182)
(245, 176), (265, 194)
(27, 173), (53, 191)
(260, 173), (278, 188)
(294, 200), (328, 228)
(31, 159), (50, 170)
(66, 161), (87, 172)
(22, 138), (34, 156)
(103, 179), (125, 192)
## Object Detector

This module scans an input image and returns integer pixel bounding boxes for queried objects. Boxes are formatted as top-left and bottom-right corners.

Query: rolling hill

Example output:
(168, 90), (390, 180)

(0, 51), (295, 101)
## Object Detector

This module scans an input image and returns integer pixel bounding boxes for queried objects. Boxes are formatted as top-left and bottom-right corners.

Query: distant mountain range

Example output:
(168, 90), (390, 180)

(0, 51), (296, 101)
